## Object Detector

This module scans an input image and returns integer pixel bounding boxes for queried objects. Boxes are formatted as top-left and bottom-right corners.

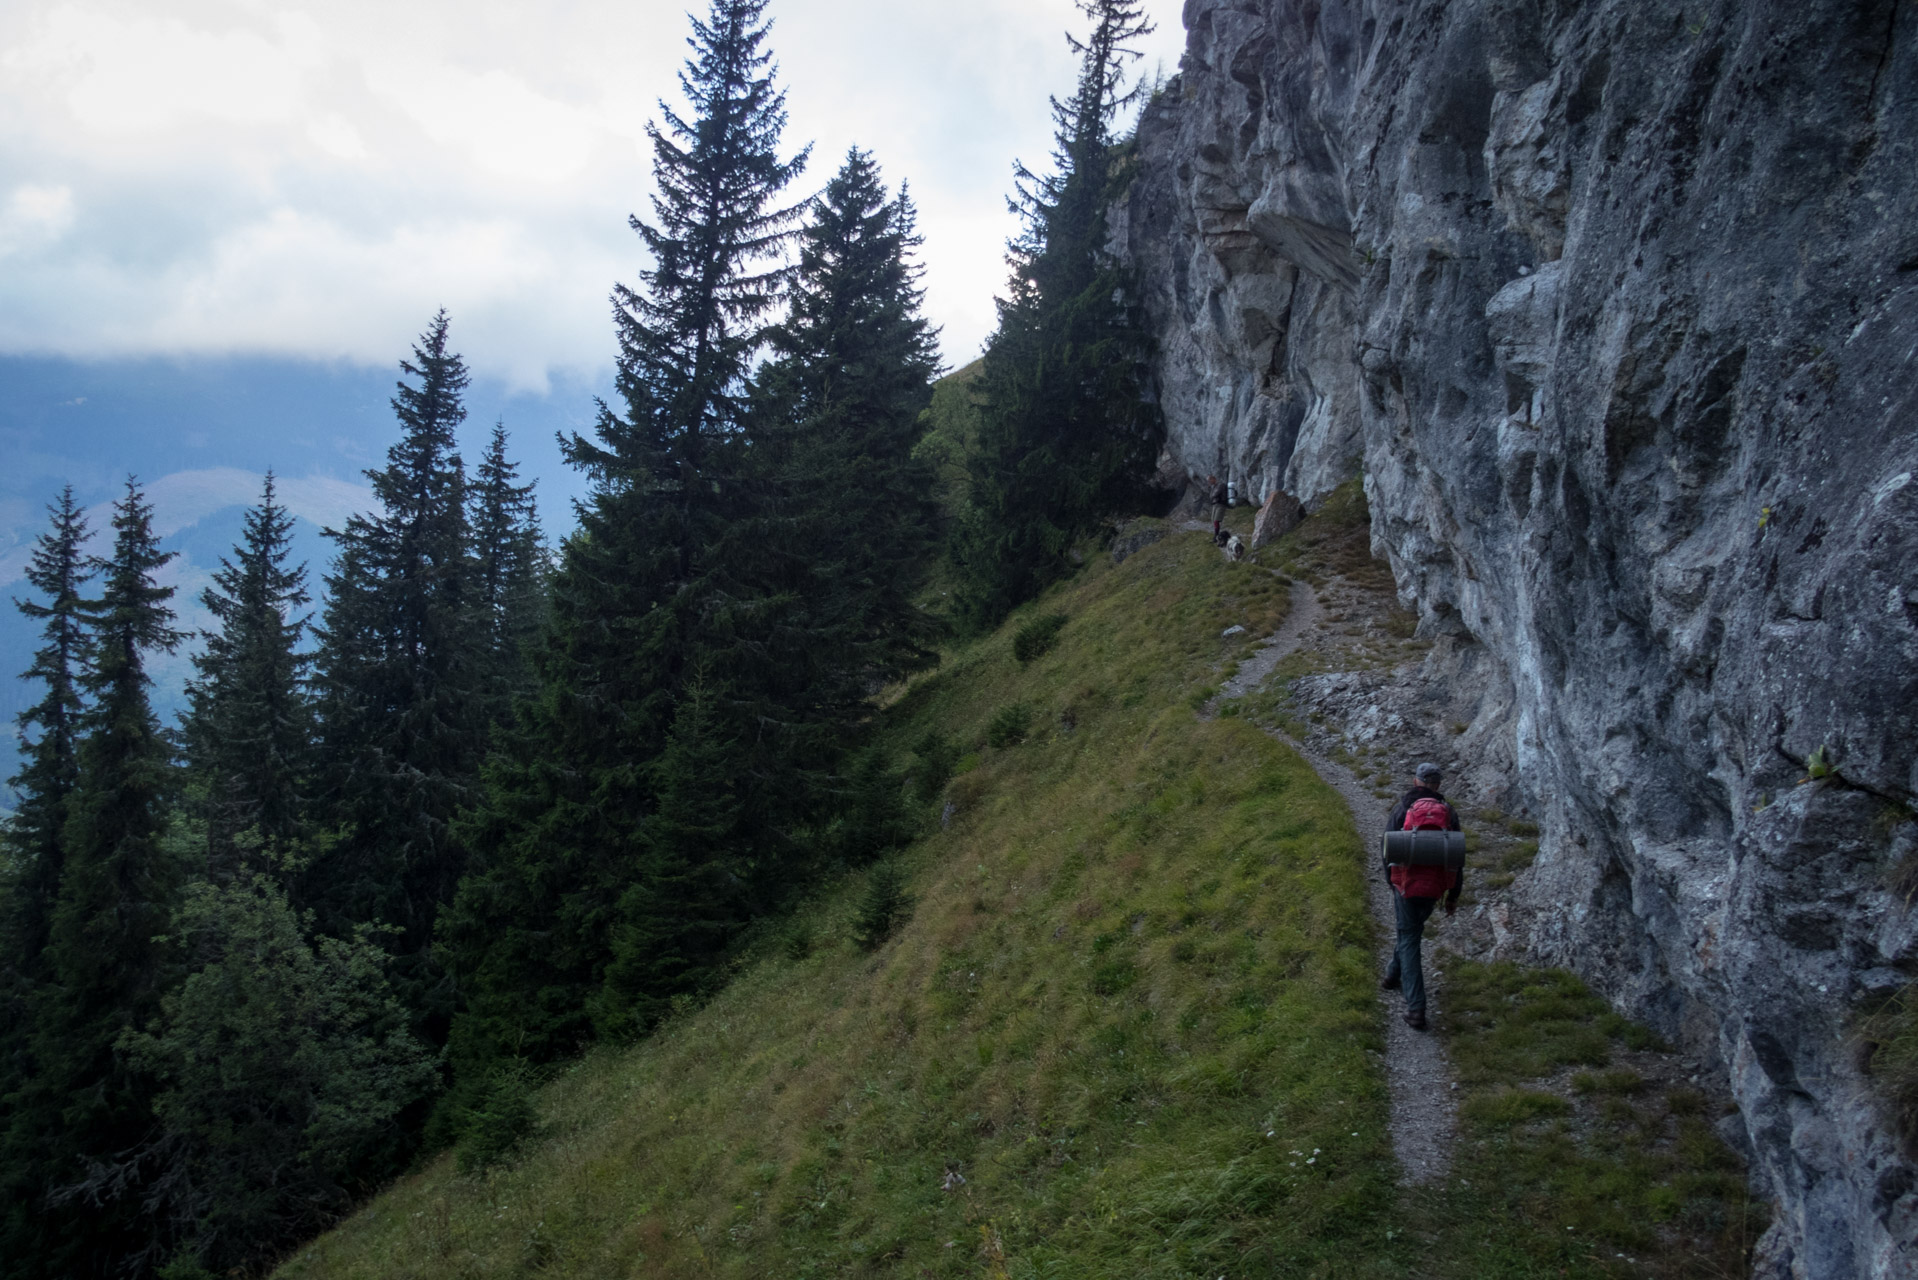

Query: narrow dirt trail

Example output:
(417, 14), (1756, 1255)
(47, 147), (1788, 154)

(1247, 578), (1458, 1185)
(1200, 567), (1326, 713)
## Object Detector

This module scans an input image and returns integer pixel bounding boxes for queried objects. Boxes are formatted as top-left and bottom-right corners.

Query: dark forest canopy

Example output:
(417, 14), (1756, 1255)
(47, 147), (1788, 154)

(0, 2), (1162, 1275)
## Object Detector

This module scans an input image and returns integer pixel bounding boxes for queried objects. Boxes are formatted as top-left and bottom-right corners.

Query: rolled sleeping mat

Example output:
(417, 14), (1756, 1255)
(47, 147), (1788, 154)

(1381, 829), (1466, 871)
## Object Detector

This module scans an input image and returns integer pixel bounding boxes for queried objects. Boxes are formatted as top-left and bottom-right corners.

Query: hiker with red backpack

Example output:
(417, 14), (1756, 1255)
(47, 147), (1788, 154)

(1380, 762), (1462, 1032)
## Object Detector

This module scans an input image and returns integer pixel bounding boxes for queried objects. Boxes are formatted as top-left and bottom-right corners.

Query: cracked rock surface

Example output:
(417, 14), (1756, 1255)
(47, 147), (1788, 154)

(1117, 1), (1918, 1274)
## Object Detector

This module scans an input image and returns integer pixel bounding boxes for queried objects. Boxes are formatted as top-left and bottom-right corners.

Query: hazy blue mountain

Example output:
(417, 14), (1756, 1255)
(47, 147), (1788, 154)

(0, 354), (607, 802)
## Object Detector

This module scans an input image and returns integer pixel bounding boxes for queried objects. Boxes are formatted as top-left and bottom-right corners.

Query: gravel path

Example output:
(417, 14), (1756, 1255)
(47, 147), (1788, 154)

(1249, 579), (1459, 1185)
(1219, 575), (1320, 701)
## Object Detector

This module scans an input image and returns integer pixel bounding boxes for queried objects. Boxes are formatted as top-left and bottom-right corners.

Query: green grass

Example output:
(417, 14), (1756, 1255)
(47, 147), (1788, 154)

(1858, 982), (1918, 1152)
(275, 530), (1756, 1280)
(1417, 962), (1764, 1277)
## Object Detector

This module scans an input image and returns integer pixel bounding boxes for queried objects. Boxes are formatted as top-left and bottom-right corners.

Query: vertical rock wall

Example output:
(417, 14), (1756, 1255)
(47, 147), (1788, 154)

(1116, 1), (1918, 1274)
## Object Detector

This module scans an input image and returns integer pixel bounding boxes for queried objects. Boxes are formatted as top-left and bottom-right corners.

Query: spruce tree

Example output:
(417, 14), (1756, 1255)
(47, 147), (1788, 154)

(311, 311), (479, 998)
(182, 472), (314, 879)
(4, 478), (184, 1279)
(751, 149), (944, 721)
(467, 422), (545, 728)
(441, 0), (807, 1073)
(2, 488), (94, 978)
(0, 488), (93, 1277)
(953, 0), (1164, 629)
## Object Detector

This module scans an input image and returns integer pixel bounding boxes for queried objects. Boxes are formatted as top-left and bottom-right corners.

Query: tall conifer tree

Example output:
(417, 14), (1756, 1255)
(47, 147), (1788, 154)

(311, 311), (477, 1011)
(4, 478), (184, 1279)
(442, 0), (807, 1070)
(467, 422), (545, 727)
(183, 473), (314, 878)
(2, 488), (94, 977)
(0, 488), (93, 1276)
(751, 149), (943, 723)
(953, 0), (1164, 629)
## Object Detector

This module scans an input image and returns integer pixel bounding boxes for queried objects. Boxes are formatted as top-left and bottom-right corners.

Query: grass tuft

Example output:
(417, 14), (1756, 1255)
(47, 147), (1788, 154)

(1859, 983), (1918, 1153)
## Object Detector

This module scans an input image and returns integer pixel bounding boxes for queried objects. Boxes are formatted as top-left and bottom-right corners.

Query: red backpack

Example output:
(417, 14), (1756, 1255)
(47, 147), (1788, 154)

(1392, 798), (1458, 897)
(1404, 798), (1452, 832)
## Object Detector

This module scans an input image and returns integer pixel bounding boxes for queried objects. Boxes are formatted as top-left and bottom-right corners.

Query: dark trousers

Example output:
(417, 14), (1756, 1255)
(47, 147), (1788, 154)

(1387, 891), (1439, 1013)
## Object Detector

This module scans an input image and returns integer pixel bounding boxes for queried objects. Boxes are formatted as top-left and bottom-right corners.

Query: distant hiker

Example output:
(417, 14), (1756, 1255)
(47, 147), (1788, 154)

(1380, 762), (1462, 1032)
(1209, 475), (1229, 545)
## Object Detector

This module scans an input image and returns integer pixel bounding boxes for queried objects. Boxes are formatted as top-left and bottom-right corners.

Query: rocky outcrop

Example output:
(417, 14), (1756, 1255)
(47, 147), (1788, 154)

(1116, 1), (1918, 1274)
(1250, 490), (1303, 547)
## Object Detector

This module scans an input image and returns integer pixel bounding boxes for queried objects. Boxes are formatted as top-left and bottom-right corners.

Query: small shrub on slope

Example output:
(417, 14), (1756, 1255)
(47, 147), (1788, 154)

(1012, 613), (1068, 663)
(986, 701), (1033, 748)
(911, 730), (959, 804)
(455, 1062), (540, 1175)
(853, 862), (913, 950)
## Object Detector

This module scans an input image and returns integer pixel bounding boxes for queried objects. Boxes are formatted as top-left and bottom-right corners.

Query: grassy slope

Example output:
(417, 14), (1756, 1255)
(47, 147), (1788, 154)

(281, 524), (1754, 1280)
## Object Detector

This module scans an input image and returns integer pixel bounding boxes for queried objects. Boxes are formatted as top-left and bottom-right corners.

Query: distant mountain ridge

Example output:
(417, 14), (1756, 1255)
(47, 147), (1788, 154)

(0, 353), (605, 794)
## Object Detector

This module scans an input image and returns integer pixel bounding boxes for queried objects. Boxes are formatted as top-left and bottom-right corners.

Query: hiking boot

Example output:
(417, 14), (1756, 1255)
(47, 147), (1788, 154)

(1379, 973), (1401, 991)
(1403, 1010), (1428, 1032)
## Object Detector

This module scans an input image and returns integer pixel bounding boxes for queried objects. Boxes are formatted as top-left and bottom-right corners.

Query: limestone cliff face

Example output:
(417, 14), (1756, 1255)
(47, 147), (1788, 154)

(1116, 1), (1918, 1274)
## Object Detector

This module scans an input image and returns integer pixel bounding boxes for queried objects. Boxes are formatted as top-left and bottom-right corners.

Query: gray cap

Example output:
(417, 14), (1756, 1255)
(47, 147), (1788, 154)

(1416, 762), (1443, 785)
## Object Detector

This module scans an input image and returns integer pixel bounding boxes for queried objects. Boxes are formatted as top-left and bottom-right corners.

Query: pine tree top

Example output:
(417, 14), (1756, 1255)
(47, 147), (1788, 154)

(391, 309), (470, 455)
(200, 472), (310, 638)
(760, 148), (941, 423)
(593, 0), (810, 476)
(323, 311), (472, 594)
(13, 485), (94, 756)
(85, 477), (183, 699)
(1005, 0), (1155, 299)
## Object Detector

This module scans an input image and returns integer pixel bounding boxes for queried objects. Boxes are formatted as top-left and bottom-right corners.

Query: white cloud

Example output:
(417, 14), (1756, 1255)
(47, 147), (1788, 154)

(272, 473), (380, 533)
(306, 114), (368, 162)
(9, 5), (320, 136)
(0, 183), (75, 256)
(364, 59), (608, 186)
(0, 0), (1190, 379)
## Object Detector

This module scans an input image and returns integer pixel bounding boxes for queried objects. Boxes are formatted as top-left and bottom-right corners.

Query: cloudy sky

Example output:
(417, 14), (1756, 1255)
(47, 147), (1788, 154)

(0, 0), (1189, 389)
